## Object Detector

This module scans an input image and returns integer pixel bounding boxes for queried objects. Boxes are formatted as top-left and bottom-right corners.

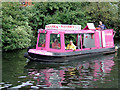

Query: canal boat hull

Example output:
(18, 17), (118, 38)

(24, 47), (115, 62)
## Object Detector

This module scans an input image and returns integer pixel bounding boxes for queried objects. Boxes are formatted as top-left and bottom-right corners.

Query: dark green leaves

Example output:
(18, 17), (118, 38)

(2, 2), (34, 51)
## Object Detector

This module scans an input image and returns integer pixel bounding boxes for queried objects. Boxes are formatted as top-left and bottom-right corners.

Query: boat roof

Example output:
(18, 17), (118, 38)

(38, 29), (95, 34)
(38, 24), (113, 34)
(38, 24), (97, 34)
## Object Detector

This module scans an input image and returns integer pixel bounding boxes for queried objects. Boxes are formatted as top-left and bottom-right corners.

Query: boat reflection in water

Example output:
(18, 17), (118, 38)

(25, 54), (116, 88)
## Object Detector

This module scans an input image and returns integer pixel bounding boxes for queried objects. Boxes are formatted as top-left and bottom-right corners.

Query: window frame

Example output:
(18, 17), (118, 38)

(38, 33), (46, 48)
(49, 33), (61, 49)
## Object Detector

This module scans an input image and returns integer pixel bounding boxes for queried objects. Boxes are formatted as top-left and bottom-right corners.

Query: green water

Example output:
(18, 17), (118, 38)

(1, 40), (120, 89)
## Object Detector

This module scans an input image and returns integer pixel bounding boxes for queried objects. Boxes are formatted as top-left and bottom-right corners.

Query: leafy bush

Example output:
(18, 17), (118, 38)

(2, 2), (34, 51)
(85, 2), (119, 38)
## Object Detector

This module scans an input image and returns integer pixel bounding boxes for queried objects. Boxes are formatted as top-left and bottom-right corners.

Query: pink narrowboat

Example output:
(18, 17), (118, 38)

(24, 23), (115, 61)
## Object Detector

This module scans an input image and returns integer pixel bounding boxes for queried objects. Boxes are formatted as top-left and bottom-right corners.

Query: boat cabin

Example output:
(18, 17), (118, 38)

(35, 23), (114, 53)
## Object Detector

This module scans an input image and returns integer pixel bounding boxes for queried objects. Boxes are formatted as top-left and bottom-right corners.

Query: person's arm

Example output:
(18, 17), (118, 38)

(97, 25), (100, 28)
(58, 43), (61, 48)
(101, 24), (106, 30)
(72, 44), (76, 50)
(73, 46), (76, 50)
(104, 25), (106, 30)
(66, 44), (69, 49)
(52, 43), (54, 48)
(42, 43), (45, 47)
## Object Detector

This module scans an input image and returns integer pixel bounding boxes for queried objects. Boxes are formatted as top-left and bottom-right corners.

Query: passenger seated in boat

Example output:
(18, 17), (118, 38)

(52, 39), (61, 49)
(41, 40), (45, 47)
(42, 43), (45, 47)
(97, 21), (106, 30)
(66, 40), (76, 50)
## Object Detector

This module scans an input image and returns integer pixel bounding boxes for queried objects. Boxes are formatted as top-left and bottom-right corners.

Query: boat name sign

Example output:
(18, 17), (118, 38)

(45, 24), (81, 30)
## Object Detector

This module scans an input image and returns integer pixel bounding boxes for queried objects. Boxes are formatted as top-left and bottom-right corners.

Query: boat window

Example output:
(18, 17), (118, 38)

(82, 34), (95, 48)
(76, 34), (81, 49)
(50, 34), (61, 49)
(38, 33), (46, 47)
(64, 34), (77, 49)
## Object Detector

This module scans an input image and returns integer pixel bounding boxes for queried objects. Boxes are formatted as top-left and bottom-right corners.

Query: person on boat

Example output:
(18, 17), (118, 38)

(52, 39), (61, 49)
(66, 40), (76, 50)
(42, 43), (45, 47)
(97, 21), (106, 30)
(42, 40), (45, 47)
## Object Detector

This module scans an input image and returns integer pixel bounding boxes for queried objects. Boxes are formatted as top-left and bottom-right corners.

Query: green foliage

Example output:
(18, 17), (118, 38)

(2, 2), (119, 51)
(25, 2), (91, 45)
(28, 2), (119, 40)
(2, 2), (34, 51)
(85, 2), (119, 38)
(27, 2), (91, 30)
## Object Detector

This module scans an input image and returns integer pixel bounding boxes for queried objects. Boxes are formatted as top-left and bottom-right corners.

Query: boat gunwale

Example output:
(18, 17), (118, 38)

(28, 47), (115, 57)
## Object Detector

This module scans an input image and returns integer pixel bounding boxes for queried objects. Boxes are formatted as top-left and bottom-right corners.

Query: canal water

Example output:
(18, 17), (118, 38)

(1, 40), (120, 89)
